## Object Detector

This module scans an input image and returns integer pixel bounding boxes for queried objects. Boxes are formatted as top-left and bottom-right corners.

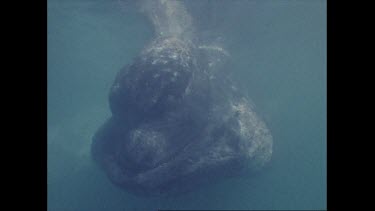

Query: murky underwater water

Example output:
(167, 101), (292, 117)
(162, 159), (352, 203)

(47, 0), (326, 210)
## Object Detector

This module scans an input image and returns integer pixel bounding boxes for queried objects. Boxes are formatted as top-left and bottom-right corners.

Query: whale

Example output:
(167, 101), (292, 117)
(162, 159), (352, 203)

(91, 36), (273, 196)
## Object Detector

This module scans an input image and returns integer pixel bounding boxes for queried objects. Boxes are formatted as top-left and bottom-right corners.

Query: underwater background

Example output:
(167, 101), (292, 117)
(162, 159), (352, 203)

(47, 0), (326, 210)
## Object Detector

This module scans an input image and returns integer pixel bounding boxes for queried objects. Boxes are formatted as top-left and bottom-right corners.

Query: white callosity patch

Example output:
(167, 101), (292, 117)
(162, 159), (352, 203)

(186, 140), (235, 174)
(198, 45), (230, 74)
(231, 99), (273, 167)
(127, 128), (167, 166)
(142, 37), (196, 69)
(186, 98), (273, 173)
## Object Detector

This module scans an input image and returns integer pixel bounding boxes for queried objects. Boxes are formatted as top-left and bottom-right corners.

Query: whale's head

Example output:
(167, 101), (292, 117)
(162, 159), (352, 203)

(109, 37), (204, 120)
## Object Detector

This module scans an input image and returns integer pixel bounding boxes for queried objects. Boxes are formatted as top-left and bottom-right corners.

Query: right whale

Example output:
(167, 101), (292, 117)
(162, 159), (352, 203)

(91, 36), (273, 196)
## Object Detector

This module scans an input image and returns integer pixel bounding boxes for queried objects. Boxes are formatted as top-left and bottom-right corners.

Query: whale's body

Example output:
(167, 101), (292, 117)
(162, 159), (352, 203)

(91, 37), (272, 196)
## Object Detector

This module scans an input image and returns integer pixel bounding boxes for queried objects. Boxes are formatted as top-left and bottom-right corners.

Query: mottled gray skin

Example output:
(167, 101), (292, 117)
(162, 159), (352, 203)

(91, 37), (272, 196)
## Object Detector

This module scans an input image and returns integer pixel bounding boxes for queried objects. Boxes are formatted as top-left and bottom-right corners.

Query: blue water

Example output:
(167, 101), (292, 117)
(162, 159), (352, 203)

(47, 0), (326, 210)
